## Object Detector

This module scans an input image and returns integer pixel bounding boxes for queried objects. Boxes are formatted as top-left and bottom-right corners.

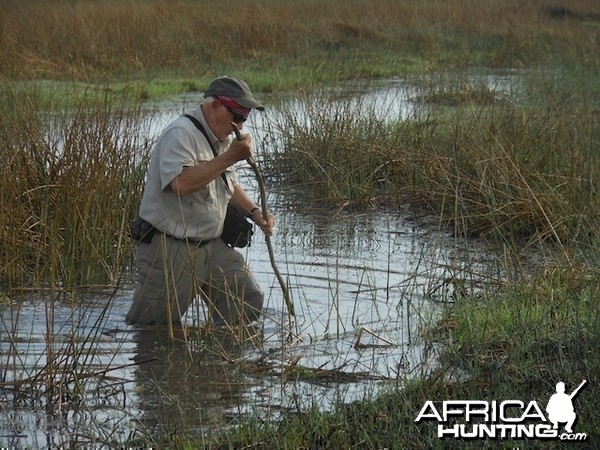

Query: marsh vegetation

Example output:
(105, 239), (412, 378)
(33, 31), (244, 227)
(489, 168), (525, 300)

(1, 0), (599, 448)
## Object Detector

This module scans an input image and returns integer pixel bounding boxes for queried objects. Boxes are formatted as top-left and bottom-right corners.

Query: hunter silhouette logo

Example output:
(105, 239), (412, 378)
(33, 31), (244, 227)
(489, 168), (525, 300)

(546, 380), (586, 434)
(415, 379), (588, 441)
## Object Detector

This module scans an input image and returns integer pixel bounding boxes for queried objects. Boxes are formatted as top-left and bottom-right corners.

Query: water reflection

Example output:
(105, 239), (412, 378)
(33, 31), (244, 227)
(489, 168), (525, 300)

(127, 327), (262, 438)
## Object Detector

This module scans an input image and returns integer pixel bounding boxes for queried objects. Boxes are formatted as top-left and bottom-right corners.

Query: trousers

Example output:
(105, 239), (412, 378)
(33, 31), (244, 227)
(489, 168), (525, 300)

(125, 232), (263, 327)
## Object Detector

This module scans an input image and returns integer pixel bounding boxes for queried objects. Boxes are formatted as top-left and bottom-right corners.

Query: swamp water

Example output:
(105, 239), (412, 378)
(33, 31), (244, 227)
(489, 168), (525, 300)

(1, 73), (528, 447)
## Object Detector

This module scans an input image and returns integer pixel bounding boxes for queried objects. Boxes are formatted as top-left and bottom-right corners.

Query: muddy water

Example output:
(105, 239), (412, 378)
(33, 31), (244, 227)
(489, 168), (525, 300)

(0, 75), (522, 447)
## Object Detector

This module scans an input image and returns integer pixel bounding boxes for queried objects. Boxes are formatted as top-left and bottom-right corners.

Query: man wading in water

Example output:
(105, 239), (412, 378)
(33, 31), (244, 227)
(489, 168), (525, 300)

(126, 76), (275, 328)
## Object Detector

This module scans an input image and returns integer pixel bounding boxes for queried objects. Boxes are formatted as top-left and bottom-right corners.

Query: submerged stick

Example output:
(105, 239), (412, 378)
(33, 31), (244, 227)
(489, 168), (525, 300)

(353, 327), (395, 349)
(231, 122), (295, 323)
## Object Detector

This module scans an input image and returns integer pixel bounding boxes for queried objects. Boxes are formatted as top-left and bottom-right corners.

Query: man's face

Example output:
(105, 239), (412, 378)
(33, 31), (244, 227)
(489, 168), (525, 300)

(210, 98), (248, 141)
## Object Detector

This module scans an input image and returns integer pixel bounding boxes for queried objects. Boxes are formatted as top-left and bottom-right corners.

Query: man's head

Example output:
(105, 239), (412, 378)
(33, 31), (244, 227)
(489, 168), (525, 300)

(203, 76), (264, 140)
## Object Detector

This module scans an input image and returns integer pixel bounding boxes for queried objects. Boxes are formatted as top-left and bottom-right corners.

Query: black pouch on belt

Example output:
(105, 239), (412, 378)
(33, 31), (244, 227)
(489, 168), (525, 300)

(221, 202), (254, 248)
(130, 217), (156, 244)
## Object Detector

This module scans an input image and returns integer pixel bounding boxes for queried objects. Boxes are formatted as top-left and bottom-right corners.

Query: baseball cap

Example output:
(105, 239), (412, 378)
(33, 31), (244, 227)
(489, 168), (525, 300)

(204, 76), (265, 111)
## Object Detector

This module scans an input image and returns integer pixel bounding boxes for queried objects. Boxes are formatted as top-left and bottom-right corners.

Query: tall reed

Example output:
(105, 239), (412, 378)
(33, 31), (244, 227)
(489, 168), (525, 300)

(0, 83), (152, 288)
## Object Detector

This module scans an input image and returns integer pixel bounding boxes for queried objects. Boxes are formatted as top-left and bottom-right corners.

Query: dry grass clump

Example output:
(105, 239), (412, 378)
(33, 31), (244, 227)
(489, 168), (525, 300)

(416, 103), (599, 244)
(0, 85), (151, 288)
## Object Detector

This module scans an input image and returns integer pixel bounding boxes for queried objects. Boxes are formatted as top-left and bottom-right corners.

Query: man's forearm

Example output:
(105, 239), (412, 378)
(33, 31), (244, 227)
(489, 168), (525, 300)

(232, 184), (259, 215)
(170, 155), (236, 197)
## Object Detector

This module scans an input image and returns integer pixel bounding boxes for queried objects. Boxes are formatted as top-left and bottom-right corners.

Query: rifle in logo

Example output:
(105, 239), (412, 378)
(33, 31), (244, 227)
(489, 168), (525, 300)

(570, 380), (587, 399)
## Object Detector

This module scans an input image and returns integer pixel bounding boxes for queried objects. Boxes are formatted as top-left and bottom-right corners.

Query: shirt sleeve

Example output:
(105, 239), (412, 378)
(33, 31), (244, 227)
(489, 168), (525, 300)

(157, 126), (212, 191)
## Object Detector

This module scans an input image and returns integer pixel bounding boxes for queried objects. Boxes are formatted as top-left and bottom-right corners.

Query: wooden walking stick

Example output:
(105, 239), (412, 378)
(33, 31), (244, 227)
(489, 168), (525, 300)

(231, 123), (295, 323)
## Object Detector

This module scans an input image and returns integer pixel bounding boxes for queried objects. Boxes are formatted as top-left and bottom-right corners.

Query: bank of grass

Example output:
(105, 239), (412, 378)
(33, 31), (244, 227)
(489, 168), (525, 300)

(1, 0), (599, 98)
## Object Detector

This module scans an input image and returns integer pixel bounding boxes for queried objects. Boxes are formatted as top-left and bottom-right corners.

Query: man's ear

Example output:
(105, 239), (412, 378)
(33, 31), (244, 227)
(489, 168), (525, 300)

(210, 97), (221, 112)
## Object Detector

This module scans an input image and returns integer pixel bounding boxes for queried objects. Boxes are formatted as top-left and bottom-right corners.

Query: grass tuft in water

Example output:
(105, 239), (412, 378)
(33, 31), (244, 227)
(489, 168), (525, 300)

(266, 72), (599, 247)
(0, 84), (152, 288)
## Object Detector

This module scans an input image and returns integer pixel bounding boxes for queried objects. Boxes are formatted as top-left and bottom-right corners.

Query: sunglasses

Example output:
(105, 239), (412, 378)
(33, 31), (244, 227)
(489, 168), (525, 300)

(220, 101), (247, 123)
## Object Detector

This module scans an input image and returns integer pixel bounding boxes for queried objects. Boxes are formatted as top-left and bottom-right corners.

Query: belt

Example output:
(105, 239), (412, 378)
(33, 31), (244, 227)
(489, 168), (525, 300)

(161, 232), (210, 247)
